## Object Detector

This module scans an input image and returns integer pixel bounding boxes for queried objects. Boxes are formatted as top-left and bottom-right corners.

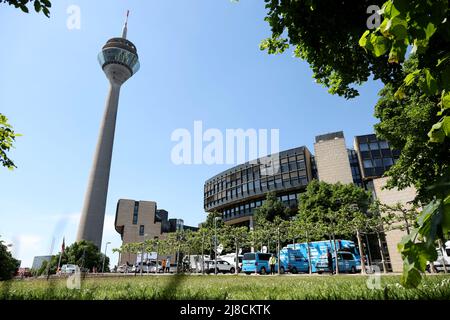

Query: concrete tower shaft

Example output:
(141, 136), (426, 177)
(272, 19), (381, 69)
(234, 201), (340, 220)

(77, 12), (139, 249)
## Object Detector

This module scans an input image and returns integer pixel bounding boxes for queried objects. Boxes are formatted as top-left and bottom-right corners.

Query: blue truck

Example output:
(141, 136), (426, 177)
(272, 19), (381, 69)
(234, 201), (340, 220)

(280, 239), (362, 273)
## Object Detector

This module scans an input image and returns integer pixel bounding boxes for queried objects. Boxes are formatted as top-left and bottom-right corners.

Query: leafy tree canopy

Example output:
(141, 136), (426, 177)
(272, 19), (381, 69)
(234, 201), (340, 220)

(0, 0), (51, 17)
(0, 114), (20, 170)
(260, 0), (401, 99)
(0, 236), (20, 280)
(254, 191), (291, 222)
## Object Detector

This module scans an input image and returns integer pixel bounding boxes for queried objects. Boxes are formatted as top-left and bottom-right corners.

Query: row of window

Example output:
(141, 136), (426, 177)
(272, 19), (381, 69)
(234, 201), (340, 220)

(205, 161), (307, 197)
(362, 157), (394, 169)
(205, 174), (309, 208)
(205, 153), (307, 195)
(222, 193), (299, 219)
(358, 140), (389, 152)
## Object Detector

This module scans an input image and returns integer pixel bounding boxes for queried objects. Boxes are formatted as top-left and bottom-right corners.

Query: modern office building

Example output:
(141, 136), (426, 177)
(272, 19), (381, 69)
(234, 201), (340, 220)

(353, 134), (401, 183)
(204, 130), (411, 271)
(115, 199), (198, 265)
(77, 13), (140, 249)
(204, 146), (314, 227)
(314, 131), (355, 185)
(31, 255), (52, 270)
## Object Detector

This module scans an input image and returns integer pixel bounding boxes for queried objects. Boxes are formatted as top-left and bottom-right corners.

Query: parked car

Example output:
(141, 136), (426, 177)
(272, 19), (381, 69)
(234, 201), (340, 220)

(60, 264), (78, 274)
(316, 251), (361, 274)
(217, 254), (243, 272)
(148, 261), (163, 273)
(117, 264), (133, 273)
(204, 260), (235, 274)
(132, 263), (151, 273)
(168, 263), (178, 273)
(242, 252), (278, 275)
(426, 241), (450, 273)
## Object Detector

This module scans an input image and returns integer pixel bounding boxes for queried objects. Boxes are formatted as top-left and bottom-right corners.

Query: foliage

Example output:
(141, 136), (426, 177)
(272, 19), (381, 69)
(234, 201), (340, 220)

(254, 191), (291, 222)
(260, 0), (400, 99)
(374, 58), (450, 202)
(257, 0), (450, 288)
(0, 114), (21, 170)
(42, 240), (109, 275)
(0, 236), (20, 280)
(0, 0), (51, 17)
(358, 0), (450, 288)
(298, 180), (371, 231)
(2, 275), (450, 300)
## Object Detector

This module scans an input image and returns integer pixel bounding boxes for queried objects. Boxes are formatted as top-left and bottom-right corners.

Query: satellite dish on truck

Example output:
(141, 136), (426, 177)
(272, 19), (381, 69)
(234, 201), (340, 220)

(262, 246), (268, 253)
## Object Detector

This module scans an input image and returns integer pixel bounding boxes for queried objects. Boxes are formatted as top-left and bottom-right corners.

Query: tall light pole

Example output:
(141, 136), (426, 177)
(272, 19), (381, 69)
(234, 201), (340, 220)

(140, 233), (148, 276)
(214, 216), (222, 275)
(102, 241), (111, 273)
(77, 11), (140, 249)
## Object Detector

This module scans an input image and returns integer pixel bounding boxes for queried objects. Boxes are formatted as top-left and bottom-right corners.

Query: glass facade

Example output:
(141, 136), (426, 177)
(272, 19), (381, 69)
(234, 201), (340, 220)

(98, 47), (140, 74)
(204, 147), (313, 222)
(348, 149), (363, 187)
(354, 134), (400, 181)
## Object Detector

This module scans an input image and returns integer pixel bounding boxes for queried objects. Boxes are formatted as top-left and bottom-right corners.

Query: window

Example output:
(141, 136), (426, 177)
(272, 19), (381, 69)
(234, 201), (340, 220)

(289, 194), (296, 200)
(379, 141), (389, 149)
(297, 160), (306, 170)
(275, 175), (282, 185)
(344, 253), (354, 261)
(359, 143), (369, 151)
(373, 158), (383, 167)
(139, 225), (144, 236)
(243, 253), (256, 260)
(383, 158), (393, 166)
(282, 195), (289, 202)
(133, 202), (139, 224)
(369, 142), (379, 150)
(363, 160), (373, 168)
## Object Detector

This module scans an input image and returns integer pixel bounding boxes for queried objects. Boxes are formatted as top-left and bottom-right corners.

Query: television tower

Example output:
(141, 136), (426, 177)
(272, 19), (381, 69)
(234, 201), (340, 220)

(77, 11), (140, 249)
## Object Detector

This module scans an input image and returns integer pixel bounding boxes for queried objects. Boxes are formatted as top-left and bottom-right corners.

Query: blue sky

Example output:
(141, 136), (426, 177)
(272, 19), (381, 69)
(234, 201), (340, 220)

(0, 0), (383, 267)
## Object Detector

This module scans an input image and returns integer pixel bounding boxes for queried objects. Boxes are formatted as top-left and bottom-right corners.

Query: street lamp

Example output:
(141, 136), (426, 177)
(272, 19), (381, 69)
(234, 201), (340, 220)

(140, 233), (149, 276)
(214, 216), (222, 275)
(102, 241), (111, 273)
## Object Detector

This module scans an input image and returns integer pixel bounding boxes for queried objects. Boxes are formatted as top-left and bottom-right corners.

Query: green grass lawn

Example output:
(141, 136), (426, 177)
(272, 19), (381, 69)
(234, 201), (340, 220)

(1, 274), (450, 300)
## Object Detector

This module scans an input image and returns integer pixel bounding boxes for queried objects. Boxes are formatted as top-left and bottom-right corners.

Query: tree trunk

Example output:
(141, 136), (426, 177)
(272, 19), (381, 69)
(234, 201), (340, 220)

(277, 228), (280, 275)
(365, 234), (372, 266)
(332, 234), (339, 275)
(356, 229), (366, 275)
(306, 232), (312, 275)
(438, 239), (448, 274)
(376, 232), (387, 274)
(201, 233), (205, 275)
(235, 237), (239, 275)
(403, 211), (411, 235)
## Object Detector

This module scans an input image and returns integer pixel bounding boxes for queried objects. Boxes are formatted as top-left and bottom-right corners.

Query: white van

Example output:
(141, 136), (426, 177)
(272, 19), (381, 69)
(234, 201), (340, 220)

(218, 253), (243, 272)
(427, 241), (450, 272)
(60, 264), (77, 274)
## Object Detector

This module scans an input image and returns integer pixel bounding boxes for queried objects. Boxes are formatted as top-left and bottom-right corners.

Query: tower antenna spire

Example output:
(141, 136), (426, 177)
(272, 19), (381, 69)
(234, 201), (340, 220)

(122, 10), (130, 39)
